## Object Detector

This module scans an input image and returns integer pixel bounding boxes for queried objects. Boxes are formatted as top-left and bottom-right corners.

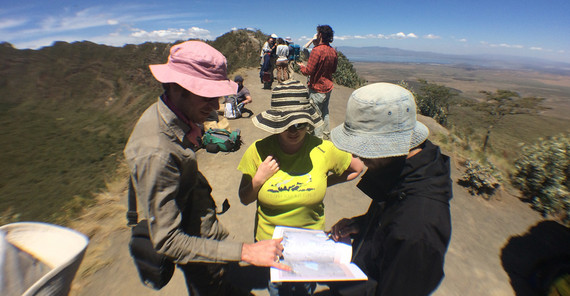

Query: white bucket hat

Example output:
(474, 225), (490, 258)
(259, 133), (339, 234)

(331, 82), (429, 158)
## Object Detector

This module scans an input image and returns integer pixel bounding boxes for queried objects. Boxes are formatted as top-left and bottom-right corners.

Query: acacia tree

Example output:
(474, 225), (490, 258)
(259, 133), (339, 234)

(477, 89), (544, 152)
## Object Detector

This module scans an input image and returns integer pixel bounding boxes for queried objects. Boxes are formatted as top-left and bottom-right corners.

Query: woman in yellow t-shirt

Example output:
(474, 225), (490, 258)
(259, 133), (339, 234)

(237, 80), (363, 295)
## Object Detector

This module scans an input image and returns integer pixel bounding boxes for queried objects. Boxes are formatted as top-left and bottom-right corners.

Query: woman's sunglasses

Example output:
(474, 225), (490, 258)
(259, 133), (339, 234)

(286, 123), (309, 132)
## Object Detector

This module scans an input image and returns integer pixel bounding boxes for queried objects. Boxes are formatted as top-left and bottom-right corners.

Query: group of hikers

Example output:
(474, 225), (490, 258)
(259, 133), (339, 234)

(259, 34), (299, 88)
(124, 24), (453, 296)
(260, 25), (338, 140)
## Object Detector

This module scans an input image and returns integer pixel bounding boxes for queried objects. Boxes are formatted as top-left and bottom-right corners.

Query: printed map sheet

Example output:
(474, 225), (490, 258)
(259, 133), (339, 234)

(271, 226), (368, 282)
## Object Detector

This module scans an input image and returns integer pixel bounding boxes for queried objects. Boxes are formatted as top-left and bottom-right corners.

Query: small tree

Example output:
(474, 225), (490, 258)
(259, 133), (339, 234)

(417, 79), (456, 126)
(401, 79), (455, 126)
(512, 134), (570, 224)
(476, 90), (544, 152)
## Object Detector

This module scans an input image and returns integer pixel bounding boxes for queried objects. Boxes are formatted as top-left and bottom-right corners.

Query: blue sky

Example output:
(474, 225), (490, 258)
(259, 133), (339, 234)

(1, 0), (569, 63)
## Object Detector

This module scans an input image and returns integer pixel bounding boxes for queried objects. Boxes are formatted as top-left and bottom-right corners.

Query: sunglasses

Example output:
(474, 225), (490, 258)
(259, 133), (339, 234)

(286, 123), (309, 132)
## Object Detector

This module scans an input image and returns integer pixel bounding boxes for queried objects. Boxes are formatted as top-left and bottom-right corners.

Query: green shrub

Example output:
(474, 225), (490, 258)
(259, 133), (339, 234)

(512, 134), (570, 224)
(398, 79), (454, 126)
(459, 159), (502, 199)
(415, 79), (455, 126)
(332, 51), (366, 88)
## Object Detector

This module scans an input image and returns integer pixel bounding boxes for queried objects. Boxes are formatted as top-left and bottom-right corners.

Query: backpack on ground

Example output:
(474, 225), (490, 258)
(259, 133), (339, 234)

(202, 128), (242, 153)
(223, 96), (241, 119)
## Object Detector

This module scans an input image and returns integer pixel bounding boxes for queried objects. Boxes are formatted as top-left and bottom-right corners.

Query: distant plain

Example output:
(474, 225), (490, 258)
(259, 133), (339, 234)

(351, 61), (570, 163)
(352, 61), (570, 121)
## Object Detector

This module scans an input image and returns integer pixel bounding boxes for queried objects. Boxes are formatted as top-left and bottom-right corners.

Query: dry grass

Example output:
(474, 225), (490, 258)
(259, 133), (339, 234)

(68, 163), (130, 295)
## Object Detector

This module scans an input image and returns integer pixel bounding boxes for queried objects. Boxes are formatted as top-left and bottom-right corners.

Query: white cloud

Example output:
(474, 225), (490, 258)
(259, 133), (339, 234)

(530, 47), (543, 51)
(335, 32), (419, 41)
(424, 34), (440, 39)
(393, 32), (407, 39)
(0, 18), (28, 29)
(42, 7), (111, 32)
(482, 41), (524, 49)
(6, 4), (201, 39)
(3, 4), (210, 49)
(129, 27), (211, 42)
(10, 25), (212, 49)
(459, 38), (467, 42)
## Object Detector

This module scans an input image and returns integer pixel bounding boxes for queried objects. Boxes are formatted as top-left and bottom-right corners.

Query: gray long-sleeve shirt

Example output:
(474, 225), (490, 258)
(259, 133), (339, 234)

(124, 97), (243, 264)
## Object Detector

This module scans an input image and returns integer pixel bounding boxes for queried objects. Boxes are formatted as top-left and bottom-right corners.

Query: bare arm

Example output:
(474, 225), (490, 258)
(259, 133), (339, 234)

(238, 155), (279, 205)
(242, 95), (252, 105)
(327, 156), (364, 187)
(241, 238), (291, 271)
(303, 34), (317, 48)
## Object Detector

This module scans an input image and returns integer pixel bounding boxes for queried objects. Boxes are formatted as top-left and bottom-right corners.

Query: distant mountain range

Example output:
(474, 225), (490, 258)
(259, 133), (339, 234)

(337, 46), (570, 76)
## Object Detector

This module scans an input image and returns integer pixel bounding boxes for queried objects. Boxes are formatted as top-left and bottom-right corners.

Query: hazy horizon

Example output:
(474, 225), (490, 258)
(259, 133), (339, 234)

(1, 0), (568, 63)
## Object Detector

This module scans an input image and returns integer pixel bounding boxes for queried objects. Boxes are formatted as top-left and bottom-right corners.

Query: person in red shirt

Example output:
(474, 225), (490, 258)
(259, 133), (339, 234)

(297, 25), (338, 139)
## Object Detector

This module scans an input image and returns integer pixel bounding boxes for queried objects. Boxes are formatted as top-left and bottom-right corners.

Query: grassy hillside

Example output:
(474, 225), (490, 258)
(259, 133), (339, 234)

(0, 41), (169, 223)
(0, 29), (366, 224)
(0, 33), (260, 223)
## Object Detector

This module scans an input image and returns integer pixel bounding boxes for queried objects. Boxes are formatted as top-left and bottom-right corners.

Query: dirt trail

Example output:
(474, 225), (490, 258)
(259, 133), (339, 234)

(74, 68), (543, 296)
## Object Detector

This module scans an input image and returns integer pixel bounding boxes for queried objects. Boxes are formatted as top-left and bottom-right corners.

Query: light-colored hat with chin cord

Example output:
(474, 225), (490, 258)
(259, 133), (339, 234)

(331, 82), (429, 158)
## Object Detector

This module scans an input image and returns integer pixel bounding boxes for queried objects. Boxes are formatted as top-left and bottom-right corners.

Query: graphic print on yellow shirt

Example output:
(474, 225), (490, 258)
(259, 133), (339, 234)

(237, 134), (351, 241)
(266, 173), (314, 193)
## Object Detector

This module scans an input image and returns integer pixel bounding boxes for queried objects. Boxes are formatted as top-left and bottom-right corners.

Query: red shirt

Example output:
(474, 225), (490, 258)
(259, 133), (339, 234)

(300, 44), (338, 93)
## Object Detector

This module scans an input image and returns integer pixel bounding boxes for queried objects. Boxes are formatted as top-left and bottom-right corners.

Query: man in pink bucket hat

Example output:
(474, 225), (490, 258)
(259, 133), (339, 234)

(124, 41), (290, 295)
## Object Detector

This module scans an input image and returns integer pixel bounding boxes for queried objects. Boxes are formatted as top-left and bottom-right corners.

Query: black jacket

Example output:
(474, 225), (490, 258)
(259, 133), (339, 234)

(352, 140), (453, 296)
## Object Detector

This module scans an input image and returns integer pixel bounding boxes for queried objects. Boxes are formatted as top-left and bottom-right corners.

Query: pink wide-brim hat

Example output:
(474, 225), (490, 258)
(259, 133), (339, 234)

(149, 41), (237, 98)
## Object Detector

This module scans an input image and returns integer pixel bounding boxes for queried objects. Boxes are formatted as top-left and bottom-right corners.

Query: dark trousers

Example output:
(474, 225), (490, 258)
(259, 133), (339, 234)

(260, 54), (272, 79)
(179, 263), (252, 296)
(328, 278), (377, 296)
(239, 107), (254, 118)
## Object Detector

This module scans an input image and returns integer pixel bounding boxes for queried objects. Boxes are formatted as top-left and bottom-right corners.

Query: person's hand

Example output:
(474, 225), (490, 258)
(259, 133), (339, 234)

(253, 156), (279, 185)
(241, 238), (291, 271)
(296, 61), (305, 67)
(328, 218), (359, 241)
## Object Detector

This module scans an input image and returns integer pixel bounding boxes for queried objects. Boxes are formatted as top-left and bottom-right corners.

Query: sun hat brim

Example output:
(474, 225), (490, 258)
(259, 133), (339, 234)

(252, 107), (323, 134)
(331, 121), (429, 159)
(149, 64), (237, 98)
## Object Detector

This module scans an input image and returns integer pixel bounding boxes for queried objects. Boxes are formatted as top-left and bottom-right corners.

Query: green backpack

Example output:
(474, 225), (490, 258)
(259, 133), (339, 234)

(202, 128), (242, 153)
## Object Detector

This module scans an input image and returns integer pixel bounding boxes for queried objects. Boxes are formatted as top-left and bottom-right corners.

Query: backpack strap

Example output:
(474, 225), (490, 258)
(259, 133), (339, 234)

(127, 176), (139, 227)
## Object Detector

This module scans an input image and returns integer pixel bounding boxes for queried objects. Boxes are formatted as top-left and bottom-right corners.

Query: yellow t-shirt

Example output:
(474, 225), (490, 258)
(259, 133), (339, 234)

(237, 134), (352, 241)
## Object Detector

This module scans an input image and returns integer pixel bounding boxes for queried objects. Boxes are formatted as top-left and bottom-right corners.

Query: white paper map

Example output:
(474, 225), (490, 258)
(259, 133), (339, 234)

(271, 226), (368, 282)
